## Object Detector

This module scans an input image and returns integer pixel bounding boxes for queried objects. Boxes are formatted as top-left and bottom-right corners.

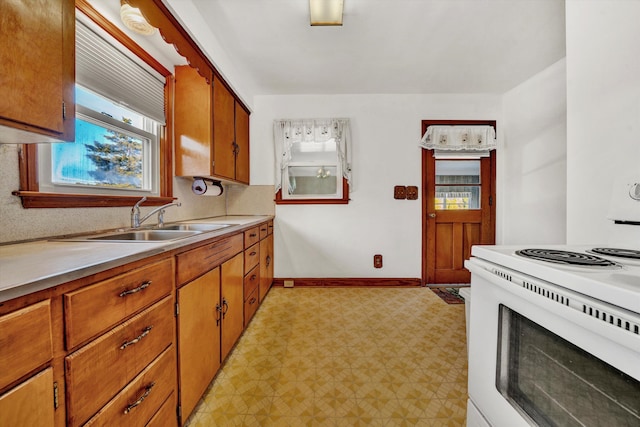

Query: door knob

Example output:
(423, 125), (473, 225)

(428, 213), (436, 218)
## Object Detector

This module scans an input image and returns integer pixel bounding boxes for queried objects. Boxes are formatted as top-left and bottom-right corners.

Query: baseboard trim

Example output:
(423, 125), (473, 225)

(272, 278), (422, 288)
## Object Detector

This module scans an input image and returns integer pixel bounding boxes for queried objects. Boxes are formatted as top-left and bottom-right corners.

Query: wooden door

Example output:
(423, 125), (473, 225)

(177, 268), (221, 420)
(213, 76), (236, 180)
(220, 252), (244, 361)
(422, 123), (496, 285)
(235, 102), (250, 184)
(0, 368), (54, 427)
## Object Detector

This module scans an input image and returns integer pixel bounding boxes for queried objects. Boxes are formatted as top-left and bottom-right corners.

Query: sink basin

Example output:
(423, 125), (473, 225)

(161, 223), (231, 232)
(85, 229), (200, 242)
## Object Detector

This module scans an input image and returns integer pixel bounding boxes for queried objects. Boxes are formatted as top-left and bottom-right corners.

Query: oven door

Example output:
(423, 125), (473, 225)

(466, 258), (640, 427)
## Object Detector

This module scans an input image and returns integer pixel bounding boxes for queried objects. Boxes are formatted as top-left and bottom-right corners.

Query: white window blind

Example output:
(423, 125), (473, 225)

(76, 20), (166, 124)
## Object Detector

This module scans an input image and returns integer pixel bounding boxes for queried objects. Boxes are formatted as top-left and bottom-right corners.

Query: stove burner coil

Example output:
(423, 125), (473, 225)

(591, 247), (640, 260)
(515, 249), (618, 267)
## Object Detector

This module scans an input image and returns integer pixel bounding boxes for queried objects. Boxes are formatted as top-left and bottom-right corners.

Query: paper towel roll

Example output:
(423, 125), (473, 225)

(192, 178), (224, 196)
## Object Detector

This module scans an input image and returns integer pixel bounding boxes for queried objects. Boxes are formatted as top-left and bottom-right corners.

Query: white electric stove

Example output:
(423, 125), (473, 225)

(465, 174), (640, 427)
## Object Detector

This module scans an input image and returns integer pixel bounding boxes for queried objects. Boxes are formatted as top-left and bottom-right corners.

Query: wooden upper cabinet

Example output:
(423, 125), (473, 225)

(213, 76), (236, 181)
(175, 70), (250, 184)
(235, 102), (250, 184)
(174, 65), (213, 177)
(0, 0), (75, 143)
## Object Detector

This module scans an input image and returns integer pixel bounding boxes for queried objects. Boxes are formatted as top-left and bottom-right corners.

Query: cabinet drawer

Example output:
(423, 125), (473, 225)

(243, 265), (260, 300)
(244, 287), (259, 328)
(0, 300), (52, 389)
(146, 391), (176, 427)
(84, 345), (176, 427)
(176, 234), (243, 285)
(244, 243), (260, 273)
(64, 258), (173, 350)
(244, 226), (260, 248)
(65, 297), (173, 427)
(259, 222), (269, 240)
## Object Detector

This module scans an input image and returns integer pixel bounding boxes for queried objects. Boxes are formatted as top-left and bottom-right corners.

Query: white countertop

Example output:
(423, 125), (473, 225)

(0, 215), (271, 303)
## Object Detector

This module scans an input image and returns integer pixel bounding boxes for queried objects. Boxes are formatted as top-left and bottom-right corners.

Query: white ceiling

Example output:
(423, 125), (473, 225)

(189, 0), (566, 95)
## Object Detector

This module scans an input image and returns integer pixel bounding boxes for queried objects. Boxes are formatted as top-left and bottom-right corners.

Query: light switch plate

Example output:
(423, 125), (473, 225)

(407, 186), (418, 200)
(394, 186), (407, 199)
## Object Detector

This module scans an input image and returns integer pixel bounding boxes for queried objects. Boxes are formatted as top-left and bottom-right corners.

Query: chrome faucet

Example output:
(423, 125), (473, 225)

(131, 197), (181, 228)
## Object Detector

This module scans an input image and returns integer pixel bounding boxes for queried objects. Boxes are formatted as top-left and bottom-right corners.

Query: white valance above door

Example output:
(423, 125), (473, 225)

(419, 125), (496, 152)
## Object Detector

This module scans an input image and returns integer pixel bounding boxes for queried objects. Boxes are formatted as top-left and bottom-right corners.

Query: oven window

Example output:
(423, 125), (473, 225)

(496, 305), (639, 426)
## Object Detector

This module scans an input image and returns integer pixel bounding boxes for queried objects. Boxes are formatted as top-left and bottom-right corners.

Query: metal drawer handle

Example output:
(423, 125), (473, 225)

(249, 297), (257, 305)
(266, 255), (271, 267)
(120, 326), (153, 350)
(250, 251), (257, 256)
(251, 274), (257, 281)
(124, 382), (155, 414)
(250, 233), (257, 237)
(119, 281), (151, 297)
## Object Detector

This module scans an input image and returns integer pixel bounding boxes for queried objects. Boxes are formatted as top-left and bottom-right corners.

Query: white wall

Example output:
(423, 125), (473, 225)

(501, 59), (567, 244)
(251, 94), (502, 278)
(566, 0), (640, 245)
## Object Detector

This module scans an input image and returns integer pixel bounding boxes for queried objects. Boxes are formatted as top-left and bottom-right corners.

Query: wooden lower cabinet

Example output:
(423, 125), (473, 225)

(259, 233), (274, 302)
(65, 297), (174, 426)
(84, 346), (176, 427)
(0, 368), (55, 427)
(0, 221), (274, 427)
(177, 268), (221, 420)
(176, 250), (244, 424)
(220, 252), (244, 364)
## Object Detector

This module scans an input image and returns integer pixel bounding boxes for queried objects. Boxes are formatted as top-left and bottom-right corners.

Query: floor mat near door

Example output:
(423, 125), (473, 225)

(431, 287), (466, 304)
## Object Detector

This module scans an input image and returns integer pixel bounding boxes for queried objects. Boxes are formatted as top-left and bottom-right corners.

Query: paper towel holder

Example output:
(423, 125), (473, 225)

(192, 177), (224, 196)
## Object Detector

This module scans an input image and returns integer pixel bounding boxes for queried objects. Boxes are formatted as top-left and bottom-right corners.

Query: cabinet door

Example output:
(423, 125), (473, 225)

(0, 0), (74, 142)
(177, 268), (221, 420)
(259, 234), (274, 302)
(221, 252), (244, 361)
(0, 368), (54, 427)
(235, 102), (250, 184)
(212, 76), (236, 181)
(174, 65), (213, 177)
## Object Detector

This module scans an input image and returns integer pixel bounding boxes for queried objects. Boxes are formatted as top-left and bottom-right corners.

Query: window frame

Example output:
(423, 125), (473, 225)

(13, 0), (174, 208)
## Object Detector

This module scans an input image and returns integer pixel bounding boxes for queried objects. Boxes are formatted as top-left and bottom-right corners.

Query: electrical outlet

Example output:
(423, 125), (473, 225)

(374, 254), (383, 268)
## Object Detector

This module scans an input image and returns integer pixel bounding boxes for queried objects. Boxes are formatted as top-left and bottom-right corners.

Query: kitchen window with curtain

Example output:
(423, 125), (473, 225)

(274, 118), (352, 204)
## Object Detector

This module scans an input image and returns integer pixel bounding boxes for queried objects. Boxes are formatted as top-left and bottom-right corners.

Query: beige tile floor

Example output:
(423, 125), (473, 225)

(185, 287), (468, 426)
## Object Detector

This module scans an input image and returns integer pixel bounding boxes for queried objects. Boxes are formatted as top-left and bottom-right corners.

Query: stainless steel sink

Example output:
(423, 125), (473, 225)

(83, 229), (200, 242)
(161, 223), (231, 232)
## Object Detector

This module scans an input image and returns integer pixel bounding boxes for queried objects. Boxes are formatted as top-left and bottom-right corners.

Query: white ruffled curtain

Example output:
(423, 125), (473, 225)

(419, 125), (496, 152)
(274, 118), (352, 193)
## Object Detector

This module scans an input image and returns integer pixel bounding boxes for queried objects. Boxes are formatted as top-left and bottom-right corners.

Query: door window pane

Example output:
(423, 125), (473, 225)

(435, 160), (481, 209)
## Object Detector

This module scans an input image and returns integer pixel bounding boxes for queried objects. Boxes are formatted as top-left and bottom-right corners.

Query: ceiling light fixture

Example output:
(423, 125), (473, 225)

(120, 0), (156, 36)
(309, 0), (344, 26)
